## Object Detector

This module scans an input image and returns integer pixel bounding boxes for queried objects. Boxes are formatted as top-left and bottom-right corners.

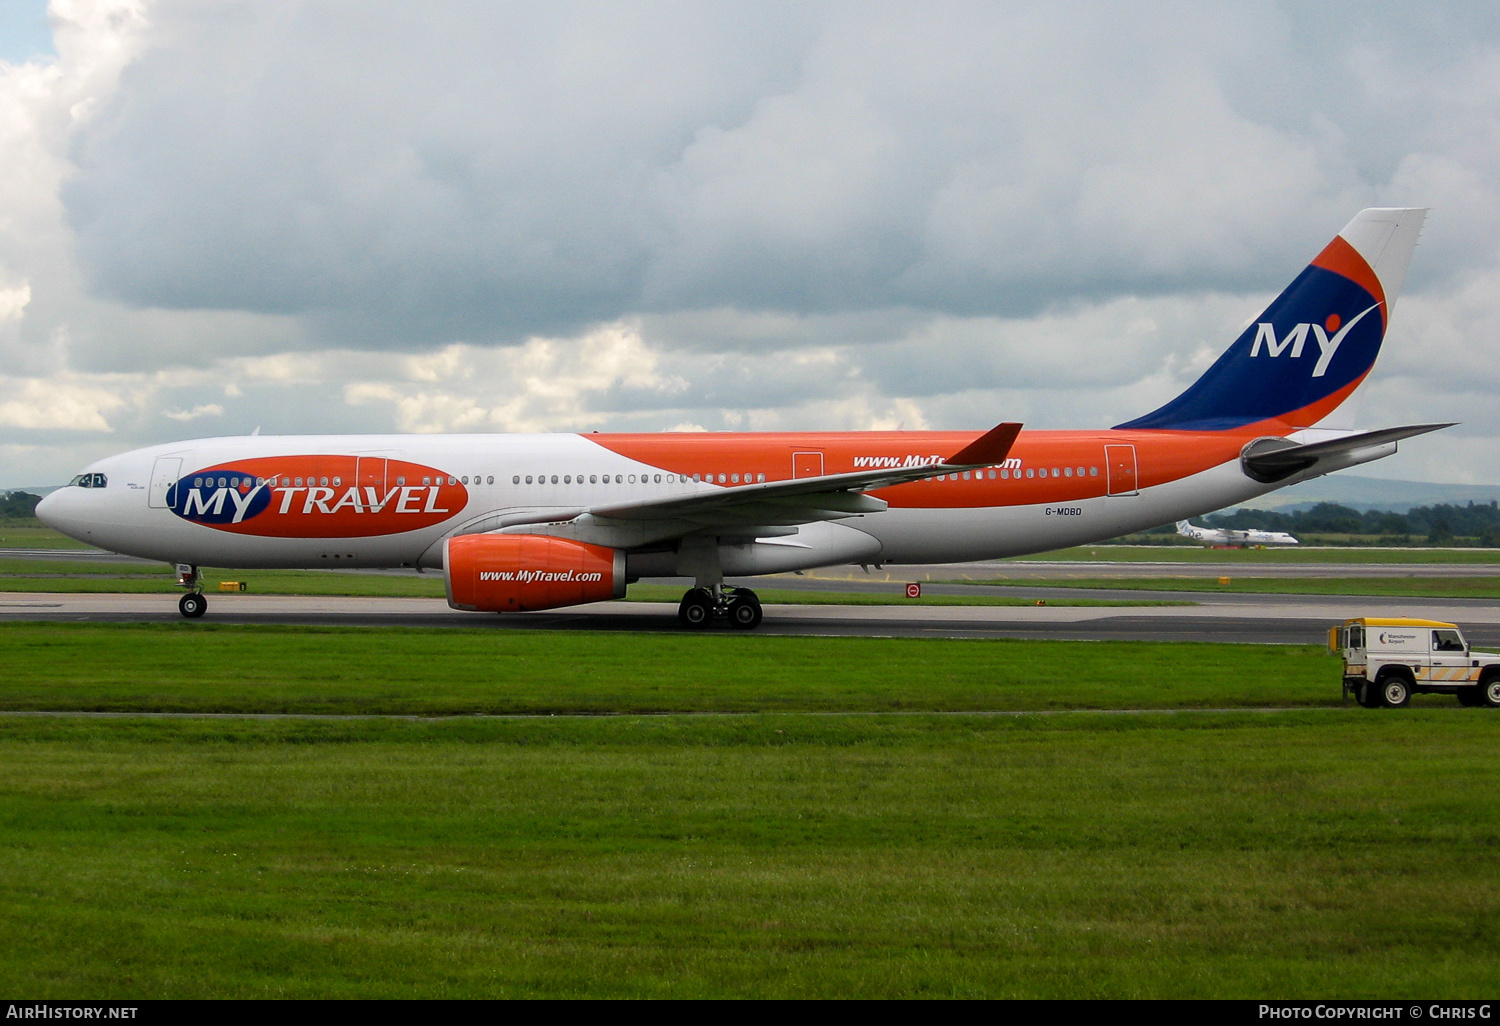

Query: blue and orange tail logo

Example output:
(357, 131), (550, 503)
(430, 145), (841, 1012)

(1117, 214), (1414, 433)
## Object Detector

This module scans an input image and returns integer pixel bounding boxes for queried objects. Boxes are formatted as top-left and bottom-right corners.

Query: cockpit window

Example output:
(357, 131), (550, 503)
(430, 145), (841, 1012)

(68, 473), (107, 489)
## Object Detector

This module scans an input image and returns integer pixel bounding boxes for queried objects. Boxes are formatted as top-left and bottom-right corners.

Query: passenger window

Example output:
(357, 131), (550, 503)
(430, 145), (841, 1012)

(987, 470), (995, 479)
(1090, 466), (1098, 477)
(488, 476), (495, 485)
(193, 477), (203, 487)
(281, 477), (290, 487)
(513, 476), (520, 485)
(1000, 470), (1009, 480)
(422, 476), (431, 485)
(718, 474), (727, 484)
(461, 476), (468, 484)
(1064, 467), (1073, 477)
(332, 477), (341, 487)
(590, 475), (597, 484)
(731, 473), (740, 483)
(396, 476), (405, 486)
(550, 475), (558, 484)
(757, 474), (765, 482)
(564, 475), (571, 484)
(655, 474), (662, 483)
(1026, 469), (1034, 479)
(525, 475), (533, 484)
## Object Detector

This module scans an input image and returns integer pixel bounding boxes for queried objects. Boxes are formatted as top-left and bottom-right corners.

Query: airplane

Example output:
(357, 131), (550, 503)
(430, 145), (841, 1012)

(37, 207), (1449, 628)
(1175, 519), (1298, 547)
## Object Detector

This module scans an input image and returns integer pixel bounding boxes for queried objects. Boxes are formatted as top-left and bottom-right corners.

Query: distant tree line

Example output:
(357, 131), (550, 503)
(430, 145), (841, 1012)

(0, 491), (42, 521)
(1140, 500), (1500, 545)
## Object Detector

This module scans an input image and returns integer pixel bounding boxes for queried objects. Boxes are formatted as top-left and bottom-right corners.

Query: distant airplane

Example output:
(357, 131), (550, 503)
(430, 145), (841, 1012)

(38, 208), (1443, 626)
(1175, 520), (1298, 548)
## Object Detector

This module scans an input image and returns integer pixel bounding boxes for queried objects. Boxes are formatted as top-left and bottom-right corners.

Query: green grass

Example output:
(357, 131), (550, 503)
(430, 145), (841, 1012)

(958, 576), (1500, 599)
(0, 525), (93, 549)
(0, 623), (1344, 715)
(3, 625), (1499, 996)
(2, 711), (1499, 997)
(1022, 545), (1500, 564)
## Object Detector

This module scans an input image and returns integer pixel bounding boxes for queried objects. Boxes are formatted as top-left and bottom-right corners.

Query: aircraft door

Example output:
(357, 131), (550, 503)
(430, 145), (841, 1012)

(357, 457), (387, 497)
(148, 457), (182, 509)
(792, 451), (824, 479)
(1104, 445), (1138, 496)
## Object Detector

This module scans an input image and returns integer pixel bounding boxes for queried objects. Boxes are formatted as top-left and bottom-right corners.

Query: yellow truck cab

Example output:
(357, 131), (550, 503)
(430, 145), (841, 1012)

(1330, 617), (1500, 709)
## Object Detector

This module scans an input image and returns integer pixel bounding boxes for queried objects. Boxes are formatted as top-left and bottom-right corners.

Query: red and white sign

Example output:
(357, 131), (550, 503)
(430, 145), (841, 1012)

(168, 456), (467, 537)
(906, 582), (922, 598)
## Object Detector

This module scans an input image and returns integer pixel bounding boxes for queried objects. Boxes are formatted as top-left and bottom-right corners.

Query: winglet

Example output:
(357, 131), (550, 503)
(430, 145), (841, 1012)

(947, 422), (1022, 466)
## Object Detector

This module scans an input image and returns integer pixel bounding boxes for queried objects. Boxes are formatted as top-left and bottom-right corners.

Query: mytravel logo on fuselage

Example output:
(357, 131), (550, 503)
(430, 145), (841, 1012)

(166, 455), (469, 537)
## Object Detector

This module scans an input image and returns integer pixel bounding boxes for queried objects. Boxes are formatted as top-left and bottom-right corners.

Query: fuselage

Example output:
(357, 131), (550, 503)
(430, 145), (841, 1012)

(39, 426), (1286, 574)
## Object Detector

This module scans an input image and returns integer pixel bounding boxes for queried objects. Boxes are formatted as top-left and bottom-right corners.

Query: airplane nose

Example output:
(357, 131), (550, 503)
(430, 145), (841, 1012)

(34, 490), (60, 528)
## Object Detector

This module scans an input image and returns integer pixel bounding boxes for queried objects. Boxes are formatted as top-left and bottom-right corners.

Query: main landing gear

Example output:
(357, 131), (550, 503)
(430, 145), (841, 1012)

(176, 563), (207, 619)
(678, 586), (763, 630)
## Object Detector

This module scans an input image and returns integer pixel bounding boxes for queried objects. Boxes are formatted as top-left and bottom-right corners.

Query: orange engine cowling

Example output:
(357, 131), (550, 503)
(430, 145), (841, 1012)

(444, 533), (626, 613)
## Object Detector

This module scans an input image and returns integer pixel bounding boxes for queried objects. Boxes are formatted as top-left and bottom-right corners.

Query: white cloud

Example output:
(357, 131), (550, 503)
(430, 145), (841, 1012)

(0, 376), (126, 430)
(161, 402), (222, 421)
(0, 1), (1497, 489)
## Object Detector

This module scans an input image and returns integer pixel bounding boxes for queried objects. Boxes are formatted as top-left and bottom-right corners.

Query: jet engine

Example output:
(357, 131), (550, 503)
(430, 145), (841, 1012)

(444, 533), (626, 613)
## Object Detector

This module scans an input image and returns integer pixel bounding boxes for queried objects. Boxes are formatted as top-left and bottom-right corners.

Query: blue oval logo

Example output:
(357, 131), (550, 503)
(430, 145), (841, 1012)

(166, 470), (275, 525)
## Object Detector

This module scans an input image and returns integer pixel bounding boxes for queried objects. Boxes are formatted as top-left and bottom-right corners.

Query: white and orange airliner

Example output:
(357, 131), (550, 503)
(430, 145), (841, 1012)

(38, 208), (1447, 628)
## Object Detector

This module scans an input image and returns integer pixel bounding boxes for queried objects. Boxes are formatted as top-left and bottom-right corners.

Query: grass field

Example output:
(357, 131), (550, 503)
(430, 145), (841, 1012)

(1, 625), (1498, 997)
(0, 623), (1342, 714)
(957, 575), (1500, 600)
(1011, 545), (1500, 564)
(0, 525), (92, 549)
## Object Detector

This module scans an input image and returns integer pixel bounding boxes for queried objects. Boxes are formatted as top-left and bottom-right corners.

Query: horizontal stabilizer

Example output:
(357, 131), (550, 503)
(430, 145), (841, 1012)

(1242, 423), (1454, 483)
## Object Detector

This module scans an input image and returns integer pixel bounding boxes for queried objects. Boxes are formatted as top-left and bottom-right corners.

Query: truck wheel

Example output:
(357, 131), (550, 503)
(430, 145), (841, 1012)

(1356, 681), (1381, 709)
(1481, 676), (1500, 709)
(1380, 676), (1411, 709)
(1458, 689), (1483, 707)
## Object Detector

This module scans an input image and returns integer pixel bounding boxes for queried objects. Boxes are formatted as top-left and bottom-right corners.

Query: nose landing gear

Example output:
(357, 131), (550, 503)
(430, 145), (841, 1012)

(175, 564), (207, 618)
(677, 586), (762, 630)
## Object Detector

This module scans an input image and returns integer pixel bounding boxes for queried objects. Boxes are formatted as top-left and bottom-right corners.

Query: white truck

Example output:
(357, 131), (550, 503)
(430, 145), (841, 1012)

(1330, 617), (1500, 709)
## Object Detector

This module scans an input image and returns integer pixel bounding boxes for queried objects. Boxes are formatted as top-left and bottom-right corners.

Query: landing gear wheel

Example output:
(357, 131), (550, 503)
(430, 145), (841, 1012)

(1380, 676), (1411, 709)
(728, 593), (763, 630)
(1480, 676), (1500, 709)
(678, 589), (712, 629)
(178, 592), (207, 619)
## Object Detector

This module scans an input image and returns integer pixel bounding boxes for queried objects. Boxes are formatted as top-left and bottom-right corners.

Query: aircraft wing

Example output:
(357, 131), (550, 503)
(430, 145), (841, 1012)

(1242, 424), (1454, 482)
(580, 421), (1023, 528)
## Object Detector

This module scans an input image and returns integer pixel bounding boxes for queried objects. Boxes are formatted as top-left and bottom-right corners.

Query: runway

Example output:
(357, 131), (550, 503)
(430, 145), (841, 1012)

(6, 589), (1500, 646)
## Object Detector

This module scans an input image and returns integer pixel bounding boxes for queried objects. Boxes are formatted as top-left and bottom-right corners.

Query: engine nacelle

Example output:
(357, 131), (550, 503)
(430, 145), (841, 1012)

(444, 534), (626, 612)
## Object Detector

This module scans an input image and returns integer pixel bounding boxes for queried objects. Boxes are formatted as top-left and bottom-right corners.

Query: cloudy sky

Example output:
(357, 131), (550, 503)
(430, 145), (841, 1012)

(3, 0), (1500, 488)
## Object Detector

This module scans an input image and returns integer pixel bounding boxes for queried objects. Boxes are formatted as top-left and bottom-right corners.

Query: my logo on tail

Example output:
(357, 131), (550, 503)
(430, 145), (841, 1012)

(1249, 303), (1381, 378)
